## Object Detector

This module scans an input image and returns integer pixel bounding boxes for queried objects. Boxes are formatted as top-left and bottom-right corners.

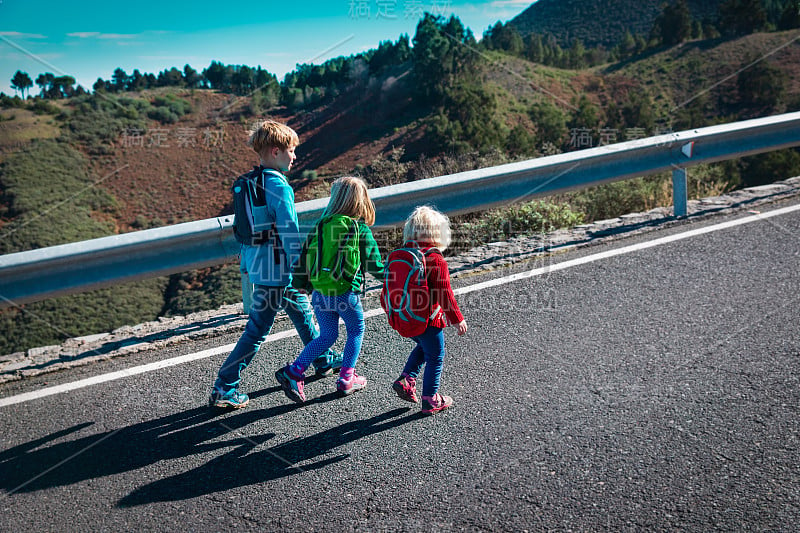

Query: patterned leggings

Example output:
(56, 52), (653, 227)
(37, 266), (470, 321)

(292, 291), (365, 373)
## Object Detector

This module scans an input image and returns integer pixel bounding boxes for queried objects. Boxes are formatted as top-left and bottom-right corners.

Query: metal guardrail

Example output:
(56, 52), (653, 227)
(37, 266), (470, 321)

(3, 112), (800, 308)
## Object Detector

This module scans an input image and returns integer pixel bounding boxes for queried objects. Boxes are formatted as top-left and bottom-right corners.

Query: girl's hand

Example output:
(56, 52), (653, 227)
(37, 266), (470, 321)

(455, 320), (468, 336)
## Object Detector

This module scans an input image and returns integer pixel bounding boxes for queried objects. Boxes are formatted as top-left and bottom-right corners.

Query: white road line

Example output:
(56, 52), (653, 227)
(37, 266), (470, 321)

(2, 203), (799, 408)
(456, 203), (800, 295)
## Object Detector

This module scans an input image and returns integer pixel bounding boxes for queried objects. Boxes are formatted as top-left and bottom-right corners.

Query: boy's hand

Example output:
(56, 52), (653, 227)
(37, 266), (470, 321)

(455, 320), (468, 336)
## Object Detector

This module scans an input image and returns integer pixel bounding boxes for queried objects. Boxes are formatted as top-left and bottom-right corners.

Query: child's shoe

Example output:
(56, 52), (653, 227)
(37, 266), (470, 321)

(336, 373), (367, 395)
(275, 365), (306, 403)
(209, 387), (250, 409)
(313, 351), (344, 377)
(421, 393), (453, 415)
(392, 374), (419, 403)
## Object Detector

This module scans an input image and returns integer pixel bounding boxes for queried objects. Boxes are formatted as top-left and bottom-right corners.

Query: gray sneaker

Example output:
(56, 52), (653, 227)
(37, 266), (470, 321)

(313, 351), (343, 377)
(209, 388), (250, 409)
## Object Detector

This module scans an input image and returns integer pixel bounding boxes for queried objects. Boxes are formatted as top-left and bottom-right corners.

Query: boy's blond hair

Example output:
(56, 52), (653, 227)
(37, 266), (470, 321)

(247, 120), (299, 155)
(324, 176), (376, 226)
(403, 205), (451, 251)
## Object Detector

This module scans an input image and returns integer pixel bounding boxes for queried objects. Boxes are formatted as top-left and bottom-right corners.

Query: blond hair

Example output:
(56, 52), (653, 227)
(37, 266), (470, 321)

(324, 176), (376, 225)
(247, 120), (299, 155)
(402, 205), (451, 251)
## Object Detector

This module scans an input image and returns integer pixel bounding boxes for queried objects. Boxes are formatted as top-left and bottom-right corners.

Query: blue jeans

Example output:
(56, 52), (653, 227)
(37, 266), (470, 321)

(214, 285), (335, 392)
(292, 291), (365, 373)
(402, 326), (445, 397)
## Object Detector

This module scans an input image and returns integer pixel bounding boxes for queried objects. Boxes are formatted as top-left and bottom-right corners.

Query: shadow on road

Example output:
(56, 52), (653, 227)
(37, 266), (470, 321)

(0, 393), (415, 506)
(117, 406), (416, 506)
(0, 401), (283, 497)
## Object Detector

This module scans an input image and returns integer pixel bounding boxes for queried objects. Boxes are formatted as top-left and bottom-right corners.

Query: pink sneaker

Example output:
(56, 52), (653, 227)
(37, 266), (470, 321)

(392, 375), (419, 403)
(336, 373), (367, 395)
(421, 393), (453, 415)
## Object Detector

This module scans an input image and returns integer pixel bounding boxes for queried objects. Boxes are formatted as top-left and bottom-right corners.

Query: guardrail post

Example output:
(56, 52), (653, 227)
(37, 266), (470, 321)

(672, 168), (688, 217)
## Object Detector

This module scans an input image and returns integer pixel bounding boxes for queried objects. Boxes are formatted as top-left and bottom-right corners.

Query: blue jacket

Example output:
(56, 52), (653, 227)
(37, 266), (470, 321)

(240, 168), (303, 287)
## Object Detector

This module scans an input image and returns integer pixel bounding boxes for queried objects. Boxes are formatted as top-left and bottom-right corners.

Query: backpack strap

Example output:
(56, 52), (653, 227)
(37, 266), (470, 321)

(337, 217), (360, 282)
(248, 167), (282, 256)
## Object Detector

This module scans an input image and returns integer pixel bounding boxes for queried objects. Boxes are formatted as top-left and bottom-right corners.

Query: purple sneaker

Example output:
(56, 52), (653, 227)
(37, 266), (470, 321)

(421, 393), (453, 415)
(336, 373), (367, 395)
(392, 375), (419, 403)
(275, 365), (305, 403)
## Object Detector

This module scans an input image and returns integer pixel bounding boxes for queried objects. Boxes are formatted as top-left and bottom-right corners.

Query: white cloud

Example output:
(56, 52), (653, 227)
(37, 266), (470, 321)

(489, 0), (533, 7)
(66, 32), (139, 40)
(0, 31), (47, 39)
(98, 33), (138, 40)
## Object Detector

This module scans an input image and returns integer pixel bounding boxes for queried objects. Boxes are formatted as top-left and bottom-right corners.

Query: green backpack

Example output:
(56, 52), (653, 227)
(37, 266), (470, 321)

(306, 214), (362, 296)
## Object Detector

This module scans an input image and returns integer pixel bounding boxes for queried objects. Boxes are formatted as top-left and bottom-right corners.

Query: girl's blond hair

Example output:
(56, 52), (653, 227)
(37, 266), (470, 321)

(324, 176), (376, 225)
(247, 120), (299, 155)
(402, 205), (451, 251)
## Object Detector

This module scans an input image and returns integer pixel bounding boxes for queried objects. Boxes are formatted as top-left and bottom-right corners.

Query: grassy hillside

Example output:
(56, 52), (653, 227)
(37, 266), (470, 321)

(2, 22), (800, 354)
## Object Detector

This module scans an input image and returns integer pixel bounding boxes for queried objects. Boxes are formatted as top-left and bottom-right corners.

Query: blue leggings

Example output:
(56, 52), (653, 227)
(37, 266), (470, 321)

(292, 291), (365, 373)
(402, 326), (445, 397)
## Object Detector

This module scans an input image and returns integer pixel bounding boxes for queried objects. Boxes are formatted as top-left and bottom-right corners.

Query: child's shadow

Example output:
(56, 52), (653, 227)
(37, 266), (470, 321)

(0, 399), (296, 497)
(118, 406), (417, 506)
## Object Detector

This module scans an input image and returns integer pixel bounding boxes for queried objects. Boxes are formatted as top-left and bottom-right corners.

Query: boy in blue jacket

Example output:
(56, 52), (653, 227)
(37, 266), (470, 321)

(210, 120), (341, 409)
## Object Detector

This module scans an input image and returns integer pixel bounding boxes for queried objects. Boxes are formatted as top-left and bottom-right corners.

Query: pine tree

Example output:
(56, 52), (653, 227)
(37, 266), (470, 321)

(11, 70), (33, 98)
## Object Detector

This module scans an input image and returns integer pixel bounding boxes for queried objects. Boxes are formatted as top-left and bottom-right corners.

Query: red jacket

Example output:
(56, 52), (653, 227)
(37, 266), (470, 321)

(420, 244), (464, 328)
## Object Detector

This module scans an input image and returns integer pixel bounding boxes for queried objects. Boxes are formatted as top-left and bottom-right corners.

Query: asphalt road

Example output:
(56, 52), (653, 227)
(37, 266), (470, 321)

(1, 199), (798, 532)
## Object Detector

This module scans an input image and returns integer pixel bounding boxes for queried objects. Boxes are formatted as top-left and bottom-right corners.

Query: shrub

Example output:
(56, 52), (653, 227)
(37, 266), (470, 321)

(28, 99), (60, 115)
(0, 140), (117, 253)
(147, 106), (179, 124)
(0, 277), (169, 355)
(455, 200), (584, 252)
(61, 94), (147, 154)
(300, 169), (319, 181)
(162, 264), (242, 317)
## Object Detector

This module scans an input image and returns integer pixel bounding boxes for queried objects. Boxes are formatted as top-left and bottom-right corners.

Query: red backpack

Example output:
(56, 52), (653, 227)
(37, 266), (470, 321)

(381, 243), (442, 337)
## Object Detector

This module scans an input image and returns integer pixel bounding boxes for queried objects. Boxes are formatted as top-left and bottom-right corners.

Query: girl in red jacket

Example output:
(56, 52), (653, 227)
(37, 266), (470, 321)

(392, 206), (468, 415)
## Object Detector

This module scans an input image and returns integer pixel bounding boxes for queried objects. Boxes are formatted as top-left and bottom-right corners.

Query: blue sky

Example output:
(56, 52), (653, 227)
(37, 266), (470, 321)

(0, 0), (535, 95)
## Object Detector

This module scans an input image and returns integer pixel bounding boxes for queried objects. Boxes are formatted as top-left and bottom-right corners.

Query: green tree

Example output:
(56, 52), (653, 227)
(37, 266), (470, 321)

(737, 60), (786, 109)
(569, 95), (600, 131)
(621, 89), (656, 131)
(614, 31), (637, 60)
(183, 64), (201, 89)
(567, 39), (587, 68)
(740, 149), (800, 187)
(651, 0), (693, 46)
(778, 1), (800, 29)
(525, 34), (545, 63)
(412, 13), (475, 104)
(11, 70), (33, 98)
(506, 125), (537, 157)
(157, 67), (184, 87)
(483, 21), (523, 55)
(369, 35), (412, 73)
(203, 61), (229, 90)
(93, 77), (109, 93)
(720, 0), (768, 35)
(129, 69), (146, 91)
(111, 68), (129, 91)
(51, 75), (76, 98)
(35, 72), (54, 97)
(529, 100), (568, 146)
(429, 83), (505, 153)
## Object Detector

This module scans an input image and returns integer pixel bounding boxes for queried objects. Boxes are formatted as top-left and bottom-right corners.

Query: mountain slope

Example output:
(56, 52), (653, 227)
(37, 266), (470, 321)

(510, 0), (724, 48)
